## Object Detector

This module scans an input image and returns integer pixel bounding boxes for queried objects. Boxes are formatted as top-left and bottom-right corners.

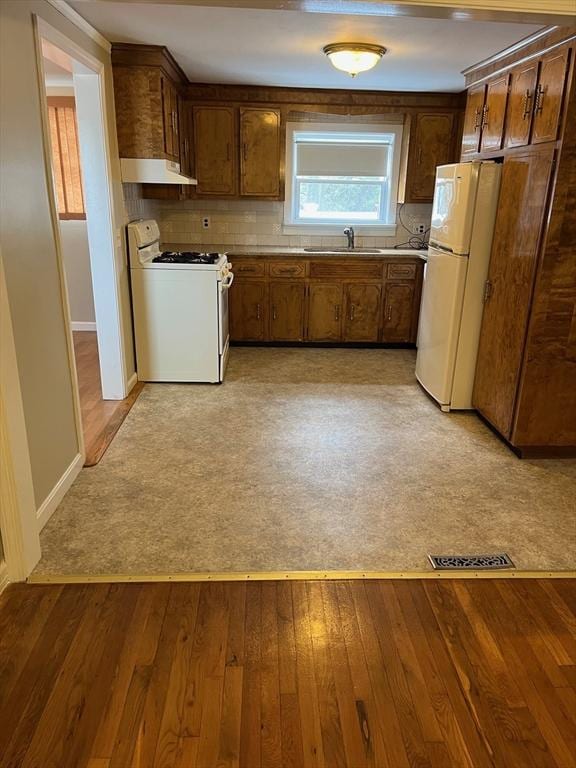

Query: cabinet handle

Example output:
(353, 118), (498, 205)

(256, 303), (261, 320)
(387, 304), (392, 321)
(349, 304), (355, 321)
(522, 89), (533, 120)
(334, 305), (340, 322)
(473, 106), (482, 130)
(535, 83), (545, 113)
(272, 305), (277, 321)
(483, 280), (493, 303)
(481, 104), (489, 130)
(243, 143), (248, 162)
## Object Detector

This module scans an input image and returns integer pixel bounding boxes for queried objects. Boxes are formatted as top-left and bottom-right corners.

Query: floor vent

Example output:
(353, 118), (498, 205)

(428, 553), (515, 570)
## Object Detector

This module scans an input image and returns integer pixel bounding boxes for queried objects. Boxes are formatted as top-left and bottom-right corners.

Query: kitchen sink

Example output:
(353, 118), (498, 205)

(303, 247), (383, 253)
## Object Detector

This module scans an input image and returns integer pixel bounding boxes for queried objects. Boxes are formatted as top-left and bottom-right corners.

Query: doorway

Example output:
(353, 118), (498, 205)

(37, 23), (141, 465)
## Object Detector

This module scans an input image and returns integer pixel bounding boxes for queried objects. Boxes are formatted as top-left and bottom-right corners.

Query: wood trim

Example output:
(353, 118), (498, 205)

(36, 453), (83, 531)
(186, 81), (465, 110)
(27, 569), (576, 584)
(111, 43), (189, 86)
(0, 561), (8, 594)
(463, 25), (576, 86)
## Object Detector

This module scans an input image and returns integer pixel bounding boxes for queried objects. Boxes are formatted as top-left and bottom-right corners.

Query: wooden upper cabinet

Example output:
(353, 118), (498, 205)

(240, 108), (281, 197)
(269, 282), (306, 341)
(480, 74), (510, 153)
(382, 282), (415, 343)
(307, 283), (343, 342)
(472, 148), (554, 438)
(161, 77), (179, 161)
(505, 62), (539, 148)
(405, 113), (455, 202)
(531, 48), (569, 145)
(193, 106), (237, 195)
(229, 281), (267, 341)
(178, 101), (195, 179)
(343, 284), (381, 342)
(461, 84), (486, 155)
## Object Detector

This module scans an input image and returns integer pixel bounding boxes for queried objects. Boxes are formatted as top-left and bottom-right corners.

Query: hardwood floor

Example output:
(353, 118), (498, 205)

(73, 331), (143, 466)
(1, 579), (575, 768)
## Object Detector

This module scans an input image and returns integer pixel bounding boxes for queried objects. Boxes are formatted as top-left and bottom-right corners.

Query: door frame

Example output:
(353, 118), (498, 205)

(33, 16), (130, 405)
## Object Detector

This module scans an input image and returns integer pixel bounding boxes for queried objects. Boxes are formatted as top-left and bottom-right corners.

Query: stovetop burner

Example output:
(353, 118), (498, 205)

(153, 251), (220, 264)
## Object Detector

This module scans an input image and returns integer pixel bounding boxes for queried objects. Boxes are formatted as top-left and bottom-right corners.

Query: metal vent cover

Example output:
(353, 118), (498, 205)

(428, 553), (515, 570)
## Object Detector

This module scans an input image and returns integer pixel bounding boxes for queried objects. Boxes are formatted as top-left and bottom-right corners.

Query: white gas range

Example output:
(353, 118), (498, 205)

(127, 219), (234, 383)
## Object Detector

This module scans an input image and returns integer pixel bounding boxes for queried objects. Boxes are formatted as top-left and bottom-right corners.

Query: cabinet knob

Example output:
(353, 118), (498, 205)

(350, 304), (355, 321)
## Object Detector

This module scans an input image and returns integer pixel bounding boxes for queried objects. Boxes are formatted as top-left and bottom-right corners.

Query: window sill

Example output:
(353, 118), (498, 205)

(282, 223), (397, 236)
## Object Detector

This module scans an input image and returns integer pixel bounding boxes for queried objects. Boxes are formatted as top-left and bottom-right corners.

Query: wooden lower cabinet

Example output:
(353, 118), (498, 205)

(269, 282), (306, 341)
(343, 284), (382, 342)
(307, 283), (343, 342)
(229, 280), (267, 341)
(229, 257), (423, 345)
(382, 282), (415, 342)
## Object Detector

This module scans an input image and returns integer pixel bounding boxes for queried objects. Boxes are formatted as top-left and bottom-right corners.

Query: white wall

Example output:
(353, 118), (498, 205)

(59, 220), (96, 325)
(0, 0), (135, 507)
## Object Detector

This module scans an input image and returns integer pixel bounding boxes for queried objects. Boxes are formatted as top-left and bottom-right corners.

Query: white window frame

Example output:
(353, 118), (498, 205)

(283, 122), (403, 236)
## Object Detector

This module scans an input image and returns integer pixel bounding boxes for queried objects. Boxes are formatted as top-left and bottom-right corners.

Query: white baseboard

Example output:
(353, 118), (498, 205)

(126, 372), (138, 394)
(0, 562), (9, 595)
(71, 322), (97, 332)
(37, 453), (83, 531)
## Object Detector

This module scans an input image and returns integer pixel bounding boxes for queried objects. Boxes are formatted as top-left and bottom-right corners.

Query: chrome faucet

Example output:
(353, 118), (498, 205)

(344, 226), (355, 249)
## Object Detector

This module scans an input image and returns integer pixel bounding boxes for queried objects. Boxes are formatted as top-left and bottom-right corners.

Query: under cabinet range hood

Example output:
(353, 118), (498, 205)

(120, 158), (197, 185)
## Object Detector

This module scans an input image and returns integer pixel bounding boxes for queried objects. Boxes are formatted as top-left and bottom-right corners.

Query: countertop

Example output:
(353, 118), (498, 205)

(163, 244), (428, 261)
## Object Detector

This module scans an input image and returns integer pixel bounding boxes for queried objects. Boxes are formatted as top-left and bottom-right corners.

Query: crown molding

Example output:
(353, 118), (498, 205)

(45, 0), (111, 53)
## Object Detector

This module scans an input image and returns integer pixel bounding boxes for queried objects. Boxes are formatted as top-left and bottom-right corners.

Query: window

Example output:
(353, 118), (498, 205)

(284, 122), (402, 233)
(47, 97), (86, 220)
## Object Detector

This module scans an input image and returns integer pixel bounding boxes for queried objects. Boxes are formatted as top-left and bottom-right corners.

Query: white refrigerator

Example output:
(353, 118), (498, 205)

(415, 162), (501, 411)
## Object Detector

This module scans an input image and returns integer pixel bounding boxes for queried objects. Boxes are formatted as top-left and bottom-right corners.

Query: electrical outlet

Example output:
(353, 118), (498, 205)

(412, 223), (426, 235)
(202, 216), (211, 229)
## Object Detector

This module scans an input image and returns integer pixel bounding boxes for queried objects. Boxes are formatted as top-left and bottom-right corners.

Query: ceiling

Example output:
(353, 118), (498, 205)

(70, 1), (542, 92)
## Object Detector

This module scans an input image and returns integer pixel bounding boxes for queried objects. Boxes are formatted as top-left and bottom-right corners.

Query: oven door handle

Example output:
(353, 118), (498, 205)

(220, 272), (235, 291)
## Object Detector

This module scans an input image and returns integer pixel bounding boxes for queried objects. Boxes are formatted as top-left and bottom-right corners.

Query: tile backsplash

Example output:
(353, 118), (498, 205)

(124, 191), (431, 249)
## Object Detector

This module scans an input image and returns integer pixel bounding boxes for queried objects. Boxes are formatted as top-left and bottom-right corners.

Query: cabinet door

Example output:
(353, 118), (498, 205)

(472, 149), (554, 438)
(269, 282), (306, 341)
(307, 283), (343, 342)
(229, 281), (267, 341)
(161, 77), (179, 161)
(406, 113), (455, 202)
(531, 48), (569, 145)
(505, 62), (539, 148)
(179, 102), (194, 179)
(240, 108), (281, 197)
(382, 282), (415, 342)
(343, 284), (382, 342)
(480, 74), (510, 152)
(193, 106), (237, 195)
(461, 84), (485, 155)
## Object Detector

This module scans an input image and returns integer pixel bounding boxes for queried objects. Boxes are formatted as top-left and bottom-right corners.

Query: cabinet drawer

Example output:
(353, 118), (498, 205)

(232, 261), (266, 277)
(310, 261), (383, 280)
(269, 262), (306, 278)
(387, 263), (417, 280)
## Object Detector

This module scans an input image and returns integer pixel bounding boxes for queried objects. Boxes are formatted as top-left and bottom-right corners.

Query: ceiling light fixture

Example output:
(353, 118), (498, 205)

(323, 42), (387, 78)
